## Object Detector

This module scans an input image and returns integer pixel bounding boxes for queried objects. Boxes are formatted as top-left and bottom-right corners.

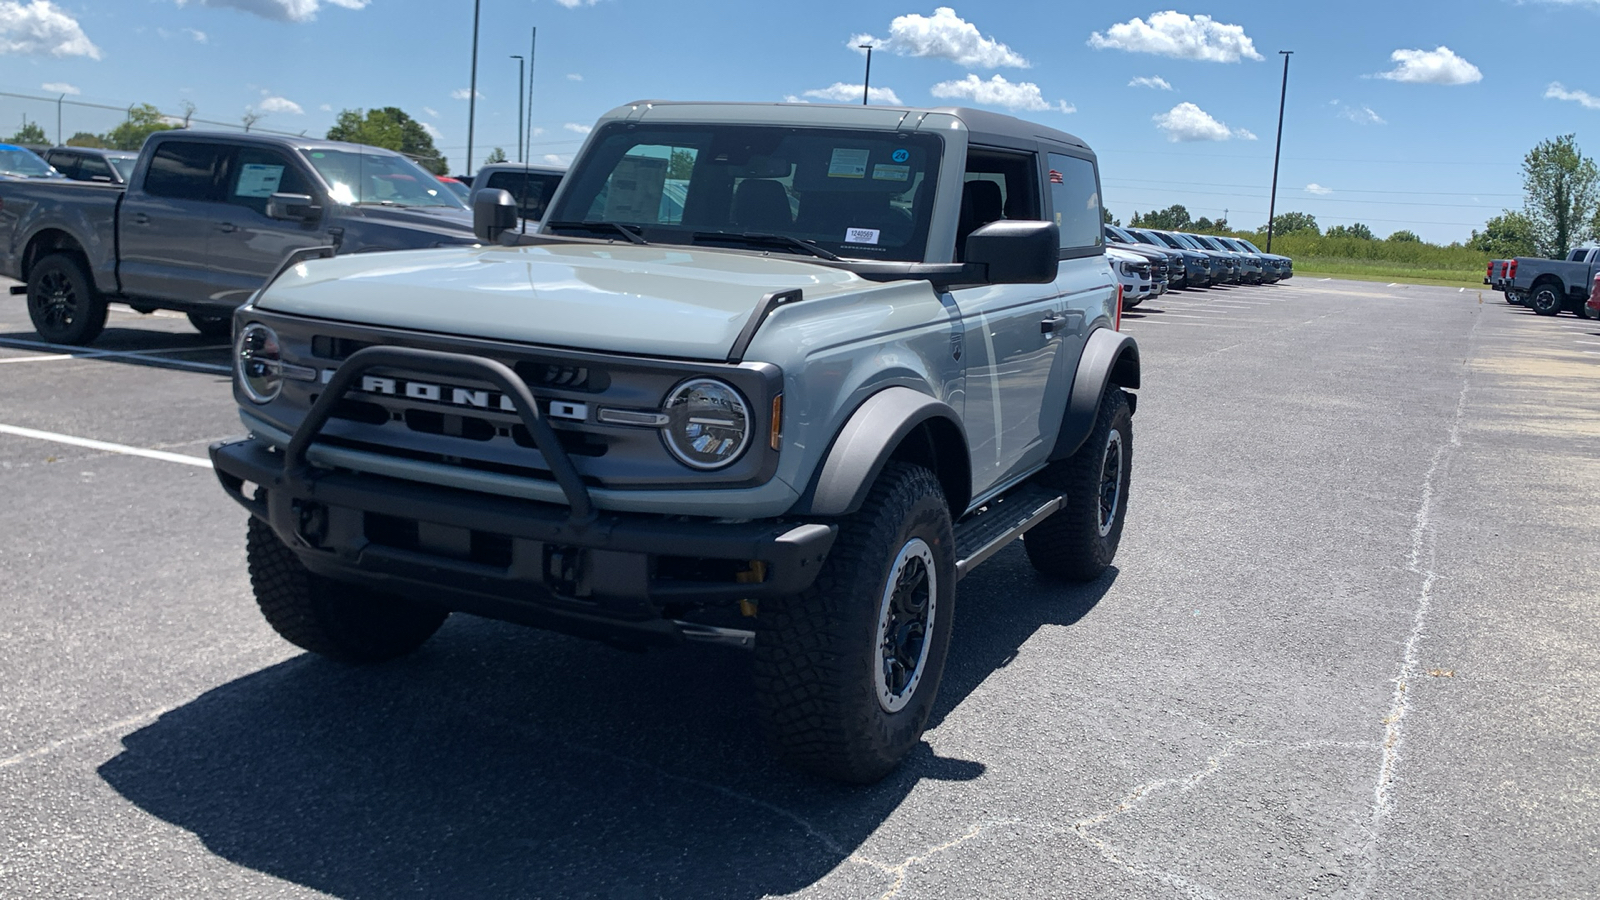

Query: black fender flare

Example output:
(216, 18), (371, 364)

(1050, 328), (1139, 462)
(794, 387), (969, 517)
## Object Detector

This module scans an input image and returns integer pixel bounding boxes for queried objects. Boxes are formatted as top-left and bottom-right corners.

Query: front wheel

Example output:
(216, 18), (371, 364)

(1528, 284), (1564, 316)
(1023, 384), (1133, 582)
(187, 312), (233, 338)
(26, 253), (107, 345)
(753, 462), (956, 784)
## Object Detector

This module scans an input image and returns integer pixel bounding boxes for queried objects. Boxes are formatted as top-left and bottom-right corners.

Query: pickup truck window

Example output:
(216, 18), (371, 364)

(485, 171), (564, 220)
(145, 142), (228, 201)
(300, 149), (464, 209)
(547, 124), (942, 262)
(44, 151), (78, 178)
(225, 147), (314, 215)
(1047, 153), (1101, 251)
(77, 155), (113, 182)
(0, 147), (57, 179)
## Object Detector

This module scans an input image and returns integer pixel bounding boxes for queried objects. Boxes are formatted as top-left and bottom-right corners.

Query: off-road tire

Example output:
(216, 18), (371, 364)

(753, 462), (956, 784)
(1528, 283), (1564, 317)
(1023, 384), (1133, 582)
(246, 514), (447, 663)
(187, 312), (233, 338)
(26, 253), (107, 345)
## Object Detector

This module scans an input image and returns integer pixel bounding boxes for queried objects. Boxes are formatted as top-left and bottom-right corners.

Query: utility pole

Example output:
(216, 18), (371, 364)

(56, 94), (65, 145)
(859, 44), (873, 105)
(1266, 50), (1293, 253)
(526, 28), (537, 162)
(511, 55), (525, 160)
(467, 0), (481, 177)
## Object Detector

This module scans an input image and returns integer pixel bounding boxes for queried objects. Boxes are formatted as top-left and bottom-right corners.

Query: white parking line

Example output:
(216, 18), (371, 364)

(1576, 341), (1600, 346)
(0, 337), (230, 373)
(0, 423), (213, 468)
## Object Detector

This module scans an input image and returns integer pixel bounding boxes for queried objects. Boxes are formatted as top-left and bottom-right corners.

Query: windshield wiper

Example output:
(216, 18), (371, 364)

(545, 220), (647, 245)
(692, 231), (840, 261)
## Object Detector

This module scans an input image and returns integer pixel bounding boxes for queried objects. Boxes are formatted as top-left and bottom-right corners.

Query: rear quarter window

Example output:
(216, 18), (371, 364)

(1047, 153), (1102, 252)
(144, 142), (228, 201)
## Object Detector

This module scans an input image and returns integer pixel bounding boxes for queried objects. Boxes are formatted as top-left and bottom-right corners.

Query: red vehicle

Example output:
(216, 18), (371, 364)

(436, 175), (471, 202)
(1587, 270), (1600, 319)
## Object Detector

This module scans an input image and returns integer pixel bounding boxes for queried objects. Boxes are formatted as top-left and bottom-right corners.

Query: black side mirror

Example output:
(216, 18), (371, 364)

(474, 188), (518, 243)
(966, 220), (1059, 284)
(266, 192), (320, 222)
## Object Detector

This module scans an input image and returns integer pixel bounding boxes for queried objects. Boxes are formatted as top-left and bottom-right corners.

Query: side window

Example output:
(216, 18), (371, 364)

(224, 147), (314, 215)
(486, 171), (563, 219)
(958, 148), (1041, 260)
(144, 142), (227, 201)
(76, 155), (113, 181)
(46, 151), (78, 179)
(1047, 153), (1102, 251)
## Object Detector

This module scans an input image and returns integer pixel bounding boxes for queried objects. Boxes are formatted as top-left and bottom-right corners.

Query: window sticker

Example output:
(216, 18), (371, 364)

(827, 148), (870, 179)
(844, 227), (880, 245)
(236, 163), (285, 198)
(891, 148), (910, 163)
(872, 164), (910, 182)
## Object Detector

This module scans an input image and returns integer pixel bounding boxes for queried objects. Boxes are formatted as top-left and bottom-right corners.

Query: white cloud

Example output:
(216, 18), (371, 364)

(318, 103), (332, 112)
(421, 122), (442, 139)
(258, 94), (303, 114)
(1128, 76), (1172, 90)
(930, 73), (1073, 113)
(176, 0), (368, 22)
(551, 0), (599, 6)
(184, 27), (207, 42)
(790, 82), (904, 106)
(422, 106), (438, 118)
(1305, 183), (1333, 195)
(40, 81), (78, 94)
(1089, 12), (1261, 63)
(1546, 81), (1600, 110)
(542, 153), (571, 165)
(532, 126), (546, 137)
(563, 122), (592, 134)
(0, 1), (101, 59)
(1338, 103), (1385, 125)
(1153, 102), (1255, 141)
(451, 88), (482, 100)
(1374, 46), (1481, 85)
(566, 73), (582, 81)
(851, 7), (1028, 68)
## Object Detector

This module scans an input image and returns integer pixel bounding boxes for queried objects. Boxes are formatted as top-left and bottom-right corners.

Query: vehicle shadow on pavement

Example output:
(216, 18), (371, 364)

(96, 563), (1109, 899)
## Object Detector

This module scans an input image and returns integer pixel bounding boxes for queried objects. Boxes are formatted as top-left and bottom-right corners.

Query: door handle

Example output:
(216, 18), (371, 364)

(217, 222), (237, 233)
(131, 213), (150, 226)
(1040, 315), (1067, 334)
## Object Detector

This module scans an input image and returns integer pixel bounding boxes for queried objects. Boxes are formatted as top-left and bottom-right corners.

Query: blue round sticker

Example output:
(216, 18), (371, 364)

(892, 149), (909, 163)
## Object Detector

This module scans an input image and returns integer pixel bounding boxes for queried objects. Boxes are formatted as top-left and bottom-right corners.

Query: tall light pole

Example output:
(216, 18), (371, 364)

(511, 55), (525, 161)
(525, 28), (537, 163)
(1265, 50), (1293, 253)
(859, 44), (873, 105)
(466, 0), (481, 177)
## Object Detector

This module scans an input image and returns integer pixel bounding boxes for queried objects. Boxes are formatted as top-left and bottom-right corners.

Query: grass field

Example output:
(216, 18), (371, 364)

(1224, 230), (1491, 289)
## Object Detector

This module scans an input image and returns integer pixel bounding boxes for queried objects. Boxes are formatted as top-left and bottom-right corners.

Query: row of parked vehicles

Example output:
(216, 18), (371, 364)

(1485, 248), (1600, 319)
(1103, 223), (1294, 307)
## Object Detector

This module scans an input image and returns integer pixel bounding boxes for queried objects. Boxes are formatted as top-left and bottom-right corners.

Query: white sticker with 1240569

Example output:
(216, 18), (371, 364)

(844, 227), (880, 245)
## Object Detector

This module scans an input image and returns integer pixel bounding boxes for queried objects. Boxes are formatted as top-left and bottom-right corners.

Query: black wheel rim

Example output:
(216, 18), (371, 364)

(875, 538), (936, 713)
(31, 269), (79, 332)
(1098, 430), (1125, 537)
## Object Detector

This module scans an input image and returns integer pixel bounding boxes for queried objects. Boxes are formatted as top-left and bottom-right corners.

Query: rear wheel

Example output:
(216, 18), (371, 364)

(1578, 300), (1599, 321)
(1528, 283), (1564, 316)
(26, 253), (107, 345)
(187, 312), (233, 338)
(1024, 384), (1133, 582)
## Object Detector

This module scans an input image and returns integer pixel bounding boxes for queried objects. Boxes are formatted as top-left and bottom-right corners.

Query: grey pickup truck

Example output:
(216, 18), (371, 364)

(1504, 246), (1600, 318)
(209, 101), (1139, 782)
(0, 131), (477, 345)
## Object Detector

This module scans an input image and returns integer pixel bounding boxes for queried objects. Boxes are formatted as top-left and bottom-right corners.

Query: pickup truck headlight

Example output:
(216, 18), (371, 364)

(662, 378), (751, 469)
(236, 322), (283, 404)
(1119, 262), (1136, 275)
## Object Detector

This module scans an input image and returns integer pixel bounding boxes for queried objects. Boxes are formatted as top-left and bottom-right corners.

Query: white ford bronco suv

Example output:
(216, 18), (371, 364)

(210, 101), (1139, 783)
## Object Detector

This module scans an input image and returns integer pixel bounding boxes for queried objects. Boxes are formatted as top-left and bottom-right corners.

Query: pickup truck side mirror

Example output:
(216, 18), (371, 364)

(474, 188), (518, 243)
(267, 192), (321, 222)
(966, 220), (1060, 284)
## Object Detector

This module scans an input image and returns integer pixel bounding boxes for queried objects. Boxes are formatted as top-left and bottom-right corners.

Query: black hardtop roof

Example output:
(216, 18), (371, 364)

(615, 100), (1094, 156)
(143, 130), (406, 157)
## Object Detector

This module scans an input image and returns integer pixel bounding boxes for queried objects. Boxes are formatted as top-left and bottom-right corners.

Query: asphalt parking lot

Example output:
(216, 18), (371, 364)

(1, 277), (1596, 899)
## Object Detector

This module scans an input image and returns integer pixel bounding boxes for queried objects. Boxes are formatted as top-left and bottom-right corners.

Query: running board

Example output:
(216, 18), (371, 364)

(953, 483), (1066, 579)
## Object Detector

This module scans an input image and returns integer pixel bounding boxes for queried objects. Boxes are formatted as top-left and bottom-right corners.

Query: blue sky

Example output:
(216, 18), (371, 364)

(3, 0), (1599, 243)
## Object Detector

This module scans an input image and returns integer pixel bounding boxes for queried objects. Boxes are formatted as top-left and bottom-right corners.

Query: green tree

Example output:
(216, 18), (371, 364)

(1131, 204), (1191, 230)
(326, 107), (448, 174)
(1270, 211), (1319, 236)
(104, 103), (180, 151)
(1521, 134), (1600, 258)
(65, 131), (108, 148)
(8, 121), (47, 144)
(484, 146), (508, 164)
(1386, 229), (1421, 243)
(1326, 223), (1374, 240)
(667, 148), (695, 179)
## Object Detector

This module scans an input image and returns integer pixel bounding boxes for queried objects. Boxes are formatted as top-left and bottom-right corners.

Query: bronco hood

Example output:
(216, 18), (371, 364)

(255, 242), (869, 360)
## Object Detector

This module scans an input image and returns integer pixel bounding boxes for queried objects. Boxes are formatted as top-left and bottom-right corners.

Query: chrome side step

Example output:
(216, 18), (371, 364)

(953, 484), (1066, 579)
(675, 621), (756, 649)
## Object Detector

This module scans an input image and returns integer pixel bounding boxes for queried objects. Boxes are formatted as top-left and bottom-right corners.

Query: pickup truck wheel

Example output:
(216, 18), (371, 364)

(246, 515), (447, 663)
(1528, 284), (1564, 316)
(1023, 384), (1133, 582)
(186, 313), (232, 338)
(753, 462), (955, 784)
(26, 253), (107, 345)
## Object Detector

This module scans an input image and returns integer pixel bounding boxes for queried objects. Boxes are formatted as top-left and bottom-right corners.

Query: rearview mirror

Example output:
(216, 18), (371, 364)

(266, 192), (320, 222)
(965, 220), (1059, 284)
(474, 188), (518, 243)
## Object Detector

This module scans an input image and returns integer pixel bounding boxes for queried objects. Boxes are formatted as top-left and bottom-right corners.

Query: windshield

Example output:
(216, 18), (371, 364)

(1237, 238), (1266, 254)
(544, 123), (943, 262)
(1188, 235), (1224, 251)
(107, 155), (137, 181)
(0, 147), (58, 178)
(299, 149), (466, 209)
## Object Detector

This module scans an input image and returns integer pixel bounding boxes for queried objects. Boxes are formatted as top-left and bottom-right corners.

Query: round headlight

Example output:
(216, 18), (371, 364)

(236, 322), (283, 404)
(662, 378), (751, 470)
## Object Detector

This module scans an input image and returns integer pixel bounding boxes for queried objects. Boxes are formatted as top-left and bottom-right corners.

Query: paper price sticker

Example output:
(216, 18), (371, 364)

(828, 148), (870, 178)
(872, 164), (910, 182)
(844, 227), (880, 245)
